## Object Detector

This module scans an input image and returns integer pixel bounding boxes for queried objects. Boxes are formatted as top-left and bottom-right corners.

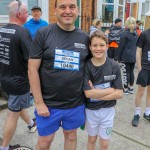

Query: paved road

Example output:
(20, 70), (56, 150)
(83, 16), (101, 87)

(0, 68), (150, 150)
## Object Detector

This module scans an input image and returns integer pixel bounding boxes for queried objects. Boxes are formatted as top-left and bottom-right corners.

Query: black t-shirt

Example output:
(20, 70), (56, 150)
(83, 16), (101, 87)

(30, 23), (90, 108)
(137, 29), (150, 70)
(0, 24), (31, 95)
(83, 58), (123, 110)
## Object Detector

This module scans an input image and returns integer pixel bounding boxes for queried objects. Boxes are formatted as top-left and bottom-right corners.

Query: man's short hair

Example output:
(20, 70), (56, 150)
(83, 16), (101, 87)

(115, 18), (122, 24)
(31, 6), (41, 11)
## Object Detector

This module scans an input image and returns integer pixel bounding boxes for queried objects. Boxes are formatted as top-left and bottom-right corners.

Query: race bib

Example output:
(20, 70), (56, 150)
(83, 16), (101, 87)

(90, 82), (111, 102)
(54, 49), (80, 71)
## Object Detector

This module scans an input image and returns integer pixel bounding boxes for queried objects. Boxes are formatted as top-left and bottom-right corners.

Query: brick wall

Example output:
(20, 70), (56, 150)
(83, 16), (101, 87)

(49, 0), (57, 23)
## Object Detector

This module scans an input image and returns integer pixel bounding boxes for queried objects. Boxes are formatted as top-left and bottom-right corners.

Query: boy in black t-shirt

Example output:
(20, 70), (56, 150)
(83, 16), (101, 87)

(83, 31), (123, 150)
(132, 28), (150, 127)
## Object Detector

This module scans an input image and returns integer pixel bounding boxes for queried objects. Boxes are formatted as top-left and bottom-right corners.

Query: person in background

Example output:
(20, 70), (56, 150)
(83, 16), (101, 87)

(89, 19), (103, 36)
(132, 24), (150, 127)
(107, 18), (123, 59)
(23, 6), (48, 39)
(83, 31), (123, 150)
(135, 20), (142, 37)
(0, 1), (36, 150)
(89, 19), (109, 37)
(24, 6), (48, 106)
(115, 17), (138, 94)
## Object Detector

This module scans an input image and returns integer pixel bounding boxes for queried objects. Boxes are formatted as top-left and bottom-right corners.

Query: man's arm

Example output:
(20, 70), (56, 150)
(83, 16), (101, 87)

(28, 59), (50, 117)
(136, 47), (142, 72)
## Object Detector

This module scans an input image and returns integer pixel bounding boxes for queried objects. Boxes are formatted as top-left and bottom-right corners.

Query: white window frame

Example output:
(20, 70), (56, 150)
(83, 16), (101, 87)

(98, 0), (125, 26)
(0, 0), (49, 24)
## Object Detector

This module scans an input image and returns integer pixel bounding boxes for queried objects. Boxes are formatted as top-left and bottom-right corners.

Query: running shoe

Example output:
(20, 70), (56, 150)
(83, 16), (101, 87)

(132, 114), (140, 127)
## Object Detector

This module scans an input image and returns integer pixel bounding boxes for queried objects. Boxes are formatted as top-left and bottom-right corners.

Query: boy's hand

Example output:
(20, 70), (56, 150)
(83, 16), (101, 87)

(88, 80), (94, 89)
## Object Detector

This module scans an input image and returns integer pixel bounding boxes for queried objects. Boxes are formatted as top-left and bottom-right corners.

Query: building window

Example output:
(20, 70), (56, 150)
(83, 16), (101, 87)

(0, 0), (38, 15)
(141, 0), (150, 22)
(0, 0), (12, 15)
(28, 0), (38, 15)
(103, 0), (114, 3)
(102, 4), (114, 22)
(118, 6), (123, 19)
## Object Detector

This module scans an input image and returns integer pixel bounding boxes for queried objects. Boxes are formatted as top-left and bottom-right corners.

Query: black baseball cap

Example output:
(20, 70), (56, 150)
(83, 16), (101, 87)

(31, 6), (41, 11)
(136, 20), (142, 25)
(115, 18), (122, 24)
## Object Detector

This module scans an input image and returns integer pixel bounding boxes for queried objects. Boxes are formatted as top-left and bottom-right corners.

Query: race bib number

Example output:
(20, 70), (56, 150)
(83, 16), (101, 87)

(90, 82), (111, 102)
(148, 51), (150, 61)
(54, 49), (80, 71)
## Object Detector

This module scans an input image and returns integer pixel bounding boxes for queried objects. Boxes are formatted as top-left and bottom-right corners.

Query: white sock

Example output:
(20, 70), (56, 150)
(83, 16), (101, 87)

(135, 107), (141, 116)
(28, 119), (34, 127)
(145, 107), (150, 116)
(0, 146), (9, 150)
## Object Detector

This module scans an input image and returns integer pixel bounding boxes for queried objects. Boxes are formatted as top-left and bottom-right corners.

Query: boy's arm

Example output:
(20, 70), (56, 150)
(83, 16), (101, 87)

(95, 89), (123, 101)
(84, 80), (123, 100)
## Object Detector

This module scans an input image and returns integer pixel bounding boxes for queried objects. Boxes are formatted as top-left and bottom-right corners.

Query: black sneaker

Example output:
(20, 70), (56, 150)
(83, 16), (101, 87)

(128, 87), (133, 94)
(9, 144), (21, 150)
(132, 114), (140, 127)
(123, 89), (129, 95)
(143, 113), (150, 121)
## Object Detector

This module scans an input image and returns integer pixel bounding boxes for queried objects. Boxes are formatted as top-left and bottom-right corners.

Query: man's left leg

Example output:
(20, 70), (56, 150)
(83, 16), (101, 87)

(63, 129), (77, 150)
(62, 105), (85, 150)
(2, 110), (20, 147)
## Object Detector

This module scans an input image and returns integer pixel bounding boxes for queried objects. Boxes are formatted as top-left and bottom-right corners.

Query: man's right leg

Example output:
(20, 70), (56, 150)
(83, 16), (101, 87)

(2, 110), (20, 147)
(36, 134), (55, 150)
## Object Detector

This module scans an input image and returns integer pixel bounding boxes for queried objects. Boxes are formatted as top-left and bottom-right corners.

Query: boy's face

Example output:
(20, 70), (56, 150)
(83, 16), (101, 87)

(32, 9), (42, 21)
(89, 37), (108, 59)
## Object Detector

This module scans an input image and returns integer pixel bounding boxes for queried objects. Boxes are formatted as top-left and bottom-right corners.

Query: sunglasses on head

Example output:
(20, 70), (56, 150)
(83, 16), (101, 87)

(16, 0), (22, 13)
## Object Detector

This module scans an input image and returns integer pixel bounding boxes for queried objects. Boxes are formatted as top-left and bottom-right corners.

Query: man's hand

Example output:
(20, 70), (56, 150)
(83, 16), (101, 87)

(35, 102), (50, 117)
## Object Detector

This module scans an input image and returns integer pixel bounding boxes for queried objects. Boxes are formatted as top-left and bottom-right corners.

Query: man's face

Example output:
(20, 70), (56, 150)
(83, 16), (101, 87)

(55, 0), (79, 27)
(19, 4), (28, 24)
(31, 9), (42, 21)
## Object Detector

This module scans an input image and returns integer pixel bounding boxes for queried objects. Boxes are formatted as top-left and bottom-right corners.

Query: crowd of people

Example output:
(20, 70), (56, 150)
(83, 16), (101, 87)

(0, 0), (150, 150)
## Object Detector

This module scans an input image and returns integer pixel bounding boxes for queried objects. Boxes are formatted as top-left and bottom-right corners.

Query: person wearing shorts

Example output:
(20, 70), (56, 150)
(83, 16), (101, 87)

(132, 26), (150, 127)
(28, 0), (89, 149)
(83, 31), (123, 150)
(0, 1), (36, 150)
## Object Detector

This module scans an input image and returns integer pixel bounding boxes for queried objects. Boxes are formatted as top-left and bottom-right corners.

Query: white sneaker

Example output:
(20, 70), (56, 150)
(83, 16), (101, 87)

(28, 118), (37, 133)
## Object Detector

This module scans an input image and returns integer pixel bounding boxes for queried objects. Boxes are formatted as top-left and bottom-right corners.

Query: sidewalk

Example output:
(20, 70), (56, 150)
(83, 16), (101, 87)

(0, 69), (150, 150)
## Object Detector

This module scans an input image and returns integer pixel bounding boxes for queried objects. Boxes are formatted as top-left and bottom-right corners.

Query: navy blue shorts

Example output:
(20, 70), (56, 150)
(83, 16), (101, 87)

(35, 104), (85, 136)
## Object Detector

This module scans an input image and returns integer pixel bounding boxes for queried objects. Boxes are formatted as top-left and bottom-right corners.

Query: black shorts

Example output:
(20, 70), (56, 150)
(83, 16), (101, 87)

(136, 69), (150, 87)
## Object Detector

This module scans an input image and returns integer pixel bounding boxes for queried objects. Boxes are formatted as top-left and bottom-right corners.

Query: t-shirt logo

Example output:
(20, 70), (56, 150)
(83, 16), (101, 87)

(74, 43), (86, 49)
(104, 75), (116, 81)
(148, 51), (150, 62)
(54, 49), (80, 71)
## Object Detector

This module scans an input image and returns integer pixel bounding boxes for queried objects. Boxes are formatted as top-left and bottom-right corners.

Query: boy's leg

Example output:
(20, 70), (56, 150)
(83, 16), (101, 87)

(99, 137), (109, 150)
(2, 110), (20, 147)
(87, 135), (97, 150)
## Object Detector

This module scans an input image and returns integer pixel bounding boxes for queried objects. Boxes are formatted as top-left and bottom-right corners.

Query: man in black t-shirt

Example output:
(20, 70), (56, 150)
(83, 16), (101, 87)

(28, 0), (89, 149)
(0, 1), (36, 150)
(132, 27), (150, 127)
